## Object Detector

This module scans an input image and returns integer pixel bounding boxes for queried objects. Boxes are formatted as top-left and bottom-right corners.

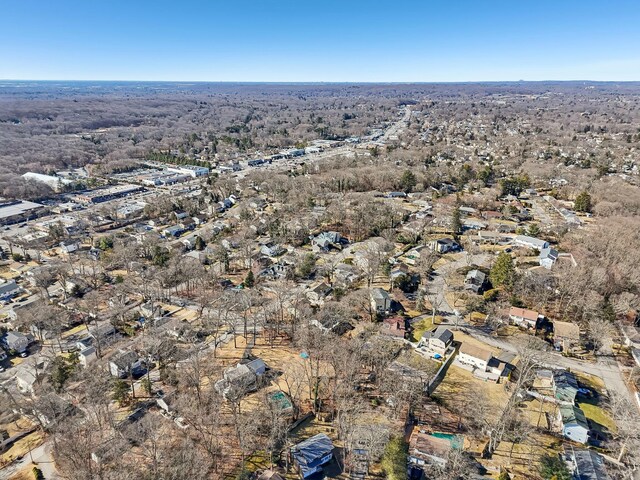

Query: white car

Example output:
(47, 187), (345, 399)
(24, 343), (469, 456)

(19, 352), (28, 358)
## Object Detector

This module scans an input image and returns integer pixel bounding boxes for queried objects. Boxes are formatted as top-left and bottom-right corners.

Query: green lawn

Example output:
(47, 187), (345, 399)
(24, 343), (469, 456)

(578, 401), (617, 434)
(410, 317), (434, 342)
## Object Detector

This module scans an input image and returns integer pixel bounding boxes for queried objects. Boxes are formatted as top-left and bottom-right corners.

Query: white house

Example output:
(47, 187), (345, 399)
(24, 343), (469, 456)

(508, 307), (541, 329)
(109, 351), (143, 378)
(429, 238), (460, 253)
(78, 346), (97, 367)
(539, 247), (559, 269)
(514, 235), (549, 250)
(418, 327), (454, 357)
(0, 279), (21, 299)
(559, 405), (590, 444)
(2, 331), (29, 353)
(60, 241), (80, 254)
(215, 358), (267, 398)
(370, 288), (392, 316)
(457, 343), (493, 371)
(16, 369), (38, 393)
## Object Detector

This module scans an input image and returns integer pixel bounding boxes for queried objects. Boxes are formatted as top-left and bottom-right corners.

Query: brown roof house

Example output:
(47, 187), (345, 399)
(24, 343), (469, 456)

(408, 426), (463, 468)
(381, 316), (407, 339)
(553, 321), (581, 352)
(508, 307), (541, 329)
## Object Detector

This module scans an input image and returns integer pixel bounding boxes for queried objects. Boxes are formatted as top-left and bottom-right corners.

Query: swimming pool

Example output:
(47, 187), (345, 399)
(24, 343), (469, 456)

(430, 432), (463, 449)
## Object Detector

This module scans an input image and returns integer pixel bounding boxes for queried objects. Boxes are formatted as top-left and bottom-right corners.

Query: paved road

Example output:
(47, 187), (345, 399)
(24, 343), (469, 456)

(2, 441), (58, 479)
(467, 328), (637, 409)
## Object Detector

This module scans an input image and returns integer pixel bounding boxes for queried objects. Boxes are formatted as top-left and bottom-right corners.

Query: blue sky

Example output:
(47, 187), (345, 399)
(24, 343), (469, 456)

(1, 0), (639, 81)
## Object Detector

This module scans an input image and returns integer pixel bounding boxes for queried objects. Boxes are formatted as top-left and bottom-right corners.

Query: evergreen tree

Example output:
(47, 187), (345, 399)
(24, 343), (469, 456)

(194, 236), (205, 251)
(574, 190), (592, 213)
(527, 223), (540, 236)
(451, 204), (463, 239)
(243, 270), (255, 288)
(490, 252), (516, 289)
(400, 170), (417, 193)
(539, 454), (571, 480)
(112, 379), (131, 407)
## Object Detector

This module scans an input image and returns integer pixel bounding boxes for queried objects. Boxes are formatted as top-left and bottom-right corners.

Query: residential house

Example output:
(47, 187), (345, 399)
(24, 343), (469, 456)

(2, 331), (29, 353)
(563, 448), (610, 480)
(140, 302), (166, 321)
(462, 218), (487, 230)
(539, 247), (559, 269)
(173, 211), (189, 221)
(310, 231), (346, 252)
(249, 198), (267, 210)
(162, 225), (185, 238)
(390, 263), (414, 289)
(63, 277), (88, 296)
(306, 282), (333, 306)
(381, 316), (407, 339)
(310, 317), (354, 336)
(404, 245), (428, 266)
(257, 470), (285, 480)
(457, 343), (509, 380)
(15, 357), (48, 393)
(553, 321), (581, 352)
(291, 433), (334, 479)
(418, 327), (454, 357)
(514, 235), (549, 250)
(476, 231), (512, 244)
(215, 358), (267, 398)
(429, 238), (460, 253)
(370, 288), (392, 316)
(16, 369), (38, 394)
(258, 262), (292, 280)
(508, 307), (541, 329)
(181, 235), (198, 250)
(552, 370), (579, 404)
(334, 263), (359, 286)
(60, 241), (80, 254)
(559, 405), (590, 444)
(78, 346), (97, 367)
(408, 426), (459, 468)
(464, 270), (487, 294)
(458, 206), (477, 216)
(109, 351), (143, 378)
(260, 243), (285, 257)
(0, 280), (21, 300)
(457, 343), (493, 371)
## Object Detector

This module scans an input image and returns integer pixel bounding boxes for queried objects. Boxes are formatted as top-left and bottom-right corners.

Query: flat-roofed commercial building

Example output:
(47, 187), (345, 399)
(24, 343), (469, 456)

(74, 185), (144, 204)
(0, 199), (45, 225)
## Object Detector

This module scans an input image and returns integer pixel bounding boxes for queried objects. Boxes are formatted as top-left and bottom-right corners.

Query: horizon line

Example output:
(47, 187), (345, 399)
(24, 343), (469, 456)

(2, 79), (640, 84)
